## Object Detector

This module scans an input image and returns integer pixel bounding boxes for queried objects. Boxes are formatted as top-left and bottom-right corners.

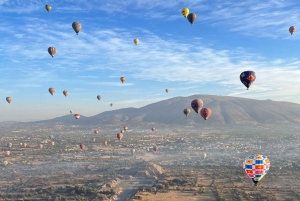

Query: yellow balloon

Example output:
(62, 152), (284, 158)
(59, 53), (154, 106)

(133, 38), (139, 45)
(181, 8), (189, 18)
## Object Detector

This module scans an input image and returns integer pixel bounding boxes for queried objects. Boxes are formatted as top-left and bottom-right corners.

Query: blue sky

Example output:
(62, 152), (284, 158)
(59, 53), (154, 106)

(1, 0), (300, 121)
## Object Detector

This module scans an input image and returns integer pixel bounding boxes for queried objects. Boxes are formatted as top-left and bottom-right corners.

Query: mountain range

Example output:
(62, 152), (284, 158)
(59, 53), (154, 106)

(28, 95), (300, 126)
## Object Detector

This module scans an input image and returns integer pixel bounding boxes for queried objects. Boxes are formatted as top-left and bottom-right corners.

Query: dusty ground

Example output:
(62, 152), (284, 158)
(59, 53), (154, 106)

(131, 191), (197, 201)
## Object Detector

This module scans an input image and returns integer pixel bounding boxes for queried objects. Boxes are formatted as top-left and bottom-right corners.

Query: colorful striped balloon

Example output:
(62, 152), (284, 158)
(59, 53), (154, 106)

(72, 22), (82, 35)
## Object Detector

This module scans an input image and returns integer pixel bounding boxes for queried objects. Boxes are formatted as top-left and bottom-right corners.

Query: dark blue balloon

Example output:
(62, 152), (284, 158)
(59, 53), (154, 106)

(187, 13), (196, 25)
(240, 71), (256, 90)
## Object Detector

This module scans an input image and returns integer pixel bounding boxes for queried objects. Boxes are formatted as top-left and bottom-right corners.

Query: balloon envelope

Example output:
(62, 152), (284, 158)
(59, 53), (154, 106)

(240, 71), (256, 90)
(117, 133), (123, 140)
(289, 26), (296, 35)
(243, 154), (270, 186)
(48, 87), (55, 95)
(181, 8), (189, 18)
(187, 13), (196, 24)
(48, 47), (56, 58)
(6, 97), (12, 104)
(45, 5), (52, 12)
(191, 99), (203, 114)
(200, 108), (212, 120)
(133, 38), (139, 45)
(63, 90), (69, 97)
(72, 22), (82, 35)
(120, 77), (126, 83)
(183, 108), (190, 116)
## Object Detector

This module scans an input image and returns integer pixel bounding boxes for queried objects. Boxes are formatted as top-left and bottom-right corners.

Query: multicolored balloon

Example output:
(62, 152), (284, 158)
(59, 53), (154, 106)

(39, 144), (43, 149)
(289, 26), (296, 35)
(94, 130), (99, 134)
(183, 108), (190, 117)
(120, 76), (126, 83)
(72, 22), (82, 35)
(103, 140), (108, 146)
(97, 95), (101, 100)
(45, 5), (52, 12)
(240, 71), (256, 90)
(110, 103), (113, 107)
(48, 87), (55, 95)
(6, 97), (12, 104)
(48, 47), (56, 58)
(191, 99), (203, 114)
(181, 8), (189, 18)
(200, 108), (212, 120)
(165, 89), (169, 93)
(74, 114), (80, 119)
(124, 126), (128, 131)
(187, 13), (196, 25)
(117, 133), (123, 140)
(151, 127), (156, 131)
(153, 146), (158, 152)
(80, 144), (85, 150)
(63, 90), (69, 97)
(243, 154), (270, 186)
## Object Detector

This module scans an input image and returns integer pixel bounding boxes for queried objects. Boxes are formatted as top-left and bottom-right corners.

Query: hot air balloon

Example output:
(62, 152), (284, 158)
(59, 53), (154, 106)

(63, 90), (69, 97)
(110, 103), (113, 107)
(5, 151), (10, 156)
(23, 143), (27, 148)
(51, 141), (55, 146)
(181, 8), (189, 18)
(104, 141), (108, 146)
(133, 38), (139, 45)
(97, 95), (101, 100)
(289, 26), (296, 35)
(123, 126), (128, 131)
(120, 77), (126, 83)
(191, 99), (203, 114)
(93, 138), (96, 142)
(204, 153), (207, 159)
(165, 89), (169, 93)
(80, 144), (85, 150)
(187, 13), (196, 25)
(49, 135), (54, 140)
(72, 22), (82, 35)
(6, 97), (12, 104)
(117, 133), (123, 140)
(7, 143), (12, 148)
(70, 110), (73, 114)
(48, 47), (56, 58)
(39, 144), (43, 149)
(94, 130), (99, 134)
(48, 87), (55, 95)
(151, 127), (156, 131)
(20, 143), (23, 146)
(131, 148), (136, 154)
(200, 108), (212, 120)
(243, 155), (270, 186)
(240, 71), (256, 90)
(183, 108), (190, 117)
(74, 114), (80, 119)
(153, 146), (158, 152)
(3, 161), (8, 166)
(45, 5), (52, 12)
(120, 130), (124, 134)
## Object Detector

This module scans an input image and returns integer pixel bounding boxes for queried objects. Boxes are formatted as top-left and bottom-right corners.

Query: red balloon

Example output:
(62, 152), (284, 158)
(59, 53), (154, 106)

(200, 108), (212, 120)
